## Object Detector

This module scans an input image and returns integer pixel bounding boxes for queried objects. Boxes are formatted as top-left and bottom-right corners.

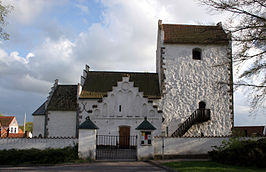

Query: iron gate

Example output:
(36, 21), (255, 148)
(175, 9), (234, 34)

(96, 135), (137, 160)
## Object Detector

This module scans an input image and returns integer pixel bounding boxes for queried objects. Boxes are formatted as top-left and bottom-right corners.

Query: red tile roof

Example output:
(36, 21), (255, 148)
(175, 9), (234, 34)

(233, 126), (265, 136)
(0, 116), (15, 127)
(162, 24), (229, 44)
(1, 133), (25, 138)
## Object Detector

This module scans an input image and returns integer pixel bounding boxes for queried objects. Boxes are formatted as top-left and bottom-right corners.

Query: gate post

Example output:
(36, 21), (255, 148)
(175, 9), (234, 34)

(78, 116), (98, 160)
(136, 117), (156, 160)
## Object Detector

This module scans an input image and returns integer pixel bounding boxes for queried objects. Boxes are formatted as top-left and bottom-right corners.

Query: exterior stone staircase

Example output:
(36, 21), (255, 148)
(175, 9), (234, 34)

(171, 109), (211, 137)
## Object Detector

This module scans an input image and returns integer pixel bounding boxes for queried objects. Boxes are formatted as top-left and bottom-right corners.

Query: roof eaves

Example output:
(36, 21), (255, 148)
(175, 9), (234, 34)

(79, 116), (99, 129)
(32, 101), (46, 116)
(136, 117), (156, 130)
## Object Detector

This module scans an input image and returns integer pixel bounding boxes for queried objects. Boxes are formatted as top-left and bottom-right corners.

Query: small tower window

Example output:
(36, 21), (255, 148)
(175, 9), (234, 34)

(199, 101), (206, 109)
(119, 105), (122, 112)
(192, 48), (202, 60)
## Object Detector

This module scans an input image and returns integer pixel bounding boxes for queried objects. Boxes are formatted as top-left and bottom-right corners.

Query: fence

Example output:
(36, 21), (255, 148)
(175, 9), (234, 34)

(96, 135), (137, 160)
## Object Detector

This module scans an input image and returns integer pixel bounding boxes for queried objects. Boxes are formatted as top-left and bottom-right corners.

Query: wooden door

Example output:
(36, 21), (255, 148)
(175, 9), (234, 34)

(119, 126), (130, 148)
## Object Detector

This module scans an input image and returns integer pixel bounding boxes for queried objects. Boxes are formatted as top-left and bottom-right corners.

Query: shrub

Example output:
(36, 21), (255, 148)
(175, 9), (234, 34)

(0, 144), (79, 165)
(209, 138), (266, 168)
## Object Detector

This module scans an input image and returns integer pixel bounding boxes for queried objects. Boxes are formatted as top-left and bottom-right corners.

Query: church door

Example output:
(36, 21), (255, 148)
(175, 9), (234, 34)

(119, 126), (130, 148)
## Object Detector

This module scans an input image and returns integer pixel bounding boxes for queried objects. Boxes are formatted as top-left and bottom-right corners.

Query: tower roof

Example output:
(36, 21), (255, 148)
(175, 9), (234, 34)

(162, 23), (230, 45)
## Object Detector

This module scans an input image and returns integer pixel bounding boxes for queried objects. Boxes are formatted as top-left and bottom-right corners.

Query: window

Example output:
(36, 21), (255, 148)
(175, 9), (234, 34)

(199, 101), (206, 109)
(14, 127), (16, 133)
(119, 105), (122, 112)
(141, 131), (152, 145)
(10, 127), (13, 133)
(192, 48), (202, 60)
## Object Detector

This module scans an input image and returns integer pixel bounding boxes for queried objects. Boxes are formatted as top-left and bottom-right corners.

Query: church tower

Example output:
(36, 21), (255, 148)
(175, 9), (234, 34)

(157, 20), (233, 137)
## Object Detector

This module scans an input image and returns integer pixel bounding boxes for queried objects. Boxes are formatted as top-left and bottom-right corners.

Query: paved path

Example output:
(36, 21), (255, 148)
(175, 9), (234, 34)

(0, 161), (167, 172)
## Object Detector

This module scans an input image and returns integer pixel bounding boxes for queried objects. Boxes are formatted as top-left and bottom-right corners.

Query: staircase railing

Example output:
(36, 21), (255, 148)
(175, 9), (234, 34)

(171, 109), (210, 137)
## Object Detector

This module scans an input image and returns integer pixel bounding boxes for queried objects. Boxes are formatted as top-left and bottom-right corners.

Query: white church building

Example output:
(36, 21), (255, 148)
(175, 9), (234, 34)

(33, 20), (233, 142)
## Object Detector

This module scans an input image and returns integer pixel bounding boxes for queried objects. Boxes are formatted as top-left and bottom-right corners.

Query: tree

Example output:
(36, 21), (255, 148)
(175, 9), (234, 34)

(200, 0), (266, 111)
(0, 0), (12, 40)
(19, 122), (33, 132)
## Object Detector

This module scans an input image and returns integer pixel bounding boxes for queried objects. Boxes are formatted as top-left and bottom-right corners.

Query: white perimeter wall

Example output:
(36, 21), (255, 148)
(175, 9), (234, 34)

(33, 115), (45, 137)
(47, 111), (76, 137)
(154, 137), (228, 155)
(159, 43), (232, 137)
(0, 138), (77, 150)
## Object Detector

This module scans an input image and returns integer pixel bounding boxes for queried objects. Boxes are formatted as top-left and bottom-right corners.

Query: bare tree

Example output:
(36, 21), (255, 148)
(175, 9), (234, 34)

(0, 0), (12, 40)
(200, 0), (266, 111)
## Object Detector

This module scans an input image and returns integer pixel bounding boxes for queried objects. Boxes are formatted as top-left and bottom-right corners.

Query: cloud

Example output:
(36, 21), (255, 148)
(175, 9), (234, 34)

(4, 0), (57, 24)
(0, 49), (51, 94)
(76, 4), (89, 14)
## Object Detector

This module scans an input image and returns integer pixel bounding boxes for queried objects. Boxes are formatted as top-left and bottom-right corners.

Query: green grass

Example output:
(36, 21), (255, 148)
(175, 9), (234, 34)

(163, 161), (266, 172)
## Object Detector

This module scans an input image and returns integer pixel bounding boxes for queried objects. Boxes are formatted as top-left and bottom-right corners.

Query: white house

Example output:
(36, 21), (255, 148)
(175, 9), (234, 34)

(32, 20), (233, 140)
(0, 116), (19, 135)
(32, 82), (78, 138)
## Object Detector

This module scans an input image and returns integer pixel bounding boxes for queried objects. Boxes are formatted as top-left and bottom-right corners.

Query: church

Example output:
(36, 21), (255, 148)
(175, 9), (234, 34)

(32, 20), (233, 140)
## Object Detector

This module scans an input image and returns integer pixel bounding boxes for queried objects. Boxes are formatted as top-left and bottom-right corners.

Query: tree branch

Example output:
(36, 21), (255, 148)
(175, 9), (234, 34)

(219, 82), (266, 88)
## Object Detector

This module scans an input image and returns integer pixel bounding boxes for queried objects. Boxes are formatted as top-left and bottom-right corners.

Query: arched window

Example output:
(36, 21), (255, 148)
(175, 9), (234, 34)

(119, 105), (122, 112)
(192, 48), (202, 60)
(199, 101), (206, 109)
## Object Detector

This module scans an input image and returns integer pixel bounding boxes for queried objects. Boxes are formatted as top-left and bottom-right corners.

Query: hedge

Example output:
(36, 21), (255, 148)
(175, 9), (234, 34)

(208, 138), (266, 168)
(0, 145), (79, 165)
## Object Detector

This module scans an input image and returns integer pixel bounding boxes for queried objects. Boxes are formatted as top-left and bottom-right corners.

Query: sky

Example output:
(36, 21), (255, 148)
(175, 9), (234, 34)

(0, 0), (265, 126)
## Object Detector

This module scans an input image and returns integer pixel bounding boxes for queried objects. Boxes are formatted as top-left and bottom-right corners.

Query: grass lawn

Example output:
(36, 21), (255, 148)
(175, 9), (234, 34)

(163, 161), (266, 172)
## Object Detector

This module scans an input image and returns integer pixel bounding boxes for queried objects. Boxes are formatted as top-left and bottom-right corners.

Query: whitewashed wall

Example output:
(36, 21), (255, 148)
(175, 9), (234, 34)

(33, 115), (45, 137)
(154, 137), (228, 155)
(79, 77), (162, 137)
(47, 111), (76, 137)
(78, 129), (97, 160)
(0, 138), (77, 150)
(137, 130), (156, 160)
(157, 28), (232, 137)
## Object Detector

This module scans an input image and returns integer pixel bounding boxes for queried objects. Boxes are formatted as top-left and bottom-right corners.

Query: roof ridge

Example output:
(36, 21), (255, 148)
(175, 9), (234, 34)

(162, 23), (221, 28)
(57, 84), (77, 86)
(0, 116), (15, 118)
(87, 71), (157, 74)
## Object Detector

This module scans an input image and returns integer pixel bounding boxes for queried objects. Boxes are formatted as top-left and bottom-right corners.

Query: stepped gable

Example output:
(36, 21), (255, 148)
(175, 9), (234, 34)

(80, 71), (161, 99)
(162, 24), (229, 44)
(47, 85), (78, 111)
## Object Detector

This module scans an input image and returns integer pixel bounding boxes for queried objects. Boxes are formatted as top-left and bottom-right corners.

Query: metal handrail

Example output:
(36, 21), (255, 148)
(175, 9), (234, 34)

(171, 109), (210, 137)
